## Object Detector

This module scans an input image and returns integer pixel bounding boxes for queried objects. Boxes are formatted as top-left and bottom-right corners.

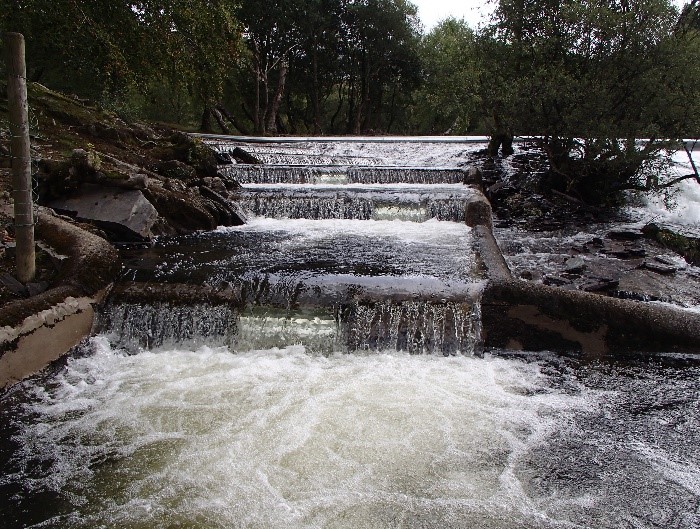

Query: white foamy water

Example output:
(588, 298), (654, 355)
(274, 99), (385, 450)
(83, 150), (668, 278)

(628, 149), (700, 233)
(215, 216), (472, 245)
(5, 337), (597, 529)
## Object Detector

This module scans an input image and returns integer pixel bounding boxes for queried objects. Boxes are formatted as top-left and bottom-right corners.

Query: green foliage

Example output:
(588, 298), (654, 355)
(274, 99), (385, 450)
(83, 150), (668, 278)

(413, 18), (480, 134)
(235, 0), (422, 134)
(0, 0), (242, 124)
(482, 0), (700, 204)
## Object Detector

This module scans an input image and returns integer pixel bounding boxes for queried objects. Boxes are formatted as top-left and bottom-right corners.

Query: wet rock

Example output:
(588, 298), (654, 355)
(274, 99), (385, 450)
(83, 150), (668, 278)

(642, 223), (700, 266)
(543, 275), (572, 287)
(616, 270), (674, 303)
(50, 185), (159, 241)
(519, 270), (542, 281)
(202, 176), (227, 196)
(214, 151), (234, 165)
(602, 241), (646, 259)
(643, 261), (677, 275)
(580, 277), (619, 292)
(654, 255), (682, 267)
(607, 229), (643, 241)
(231, 147), (262, 165)
(564, 256), (586, 273)
(0, 273), (28, 297)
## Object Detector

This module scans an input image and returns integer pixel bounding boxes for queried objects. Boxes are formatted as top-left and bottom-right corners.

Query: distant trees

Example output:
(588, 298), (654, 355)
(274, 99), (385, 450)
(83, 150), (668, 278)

(412, 18), (480, 134)
(0, 0), (242, 124)
(228, 0), (422, 135)
(479, 0), (700, 204)
(2, 0), (699, 205)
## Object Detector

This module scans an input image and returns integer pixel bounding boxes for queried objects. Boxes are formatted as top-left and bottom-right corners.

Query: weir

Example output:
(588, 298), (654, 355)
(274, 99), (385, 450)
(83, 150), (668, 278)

(5, 138), (700, 529)
(237, 184), (476, 221)
(109, 139), (486, 356)
(98, 298), (481, 356)
(220, 164), (470, 185)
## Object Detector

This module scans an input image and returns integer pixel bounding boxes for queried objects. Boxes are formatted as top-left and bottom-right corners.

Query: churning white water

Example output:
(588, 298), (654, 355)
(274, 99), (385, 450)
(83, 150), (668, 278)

(628, 148), (700, 234)
(2, 337), (597, 528)
(4, 336), (700, 529)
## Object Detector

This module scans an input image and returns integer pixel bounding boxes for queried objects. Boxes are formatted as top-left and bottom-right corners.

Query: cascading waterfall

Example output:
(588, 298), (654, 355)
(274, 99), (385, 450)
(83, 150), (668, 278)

(220, 164), (468, 185)
(98, 298), (480, 356)
(98, 301), (237, 350)
(5, 138), (697, 529)
(239, 194), (375, 220)
(238, 193), (470, 222)
(340, 300), (480, 355)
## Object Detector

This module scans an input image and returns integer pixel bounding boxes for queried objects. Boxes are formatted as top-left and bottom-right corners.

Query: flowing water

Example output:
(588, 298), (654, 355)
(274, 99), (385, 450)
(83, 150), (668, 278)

(2, 138), (700, 528)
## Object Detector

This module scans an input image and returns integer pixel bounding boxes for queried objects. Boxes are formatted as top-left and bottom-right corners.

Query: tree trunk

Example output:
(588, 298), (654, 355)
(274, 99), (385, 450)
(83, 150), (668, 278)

(265, 60), (288, 134)
(353, 51), (370, 134)
(312, 40), (321, 134)
(211, 107), (230, 134)
(217, 104), (250, 135)
(200, 106), (214, 133)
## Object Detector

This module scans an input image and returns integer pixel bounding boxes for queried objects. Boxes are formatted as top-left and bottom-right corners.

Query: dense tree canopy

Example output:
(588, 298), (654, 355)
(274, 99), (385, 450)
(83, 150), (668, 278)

(1, 0), (699, 204)
(481, 0), (700, 203)
(0, 0), (242, 124)
(412, 18), (480, 134)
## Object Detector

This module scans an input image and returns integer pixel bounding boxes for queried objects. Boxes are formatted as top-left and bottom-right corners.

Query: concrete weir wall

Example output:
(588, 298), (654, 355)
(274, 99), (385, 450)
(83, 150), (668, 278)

(0, 211), (119, 389)
(467, 195), (700, 357)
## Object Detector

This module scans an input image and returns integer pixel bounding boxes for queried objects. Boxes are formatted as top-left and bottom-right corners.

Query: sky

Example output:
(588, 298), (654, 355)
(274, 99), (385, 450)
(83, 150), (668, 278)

(410, 0), (495, 31)
(410, 0), (689, 32)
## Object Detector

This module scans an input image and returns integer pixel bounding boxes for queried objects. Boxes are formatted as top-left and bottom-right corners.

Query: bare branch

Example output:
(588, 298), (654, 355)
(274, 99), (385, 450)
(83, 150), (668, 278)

(683, 140), (700, 184)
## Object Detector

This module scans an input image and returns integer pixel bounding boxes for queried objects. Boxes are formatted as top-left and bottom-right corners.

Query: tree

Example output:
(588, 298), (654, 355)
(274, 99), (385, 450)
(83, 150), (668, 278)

(413, 18), (480, 134)
(0, 0), (242, 127)
(482, 0), (700, 205)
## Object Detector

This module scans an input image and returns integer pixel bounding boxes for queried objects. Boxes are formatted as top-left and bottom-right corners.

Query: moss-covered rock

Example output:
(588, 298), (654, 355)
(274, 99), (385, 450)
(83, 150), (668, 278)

(642, 223), (700, 266)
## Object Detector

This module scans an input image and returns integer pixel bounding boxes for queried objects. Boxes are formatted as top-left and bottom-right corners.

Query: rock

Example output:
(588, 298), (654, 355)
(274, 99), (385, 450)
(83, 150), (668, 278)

(231, 147), (262, 165)
(0, 273), (28, 297)
(602, 241), (646, 259)
(202, 176), (227, 196)
(607, 229), (643, 241)
(164, 178), (187, 193)
(143, 186), (218, 233)
(49, 185), (160, 241)
(519, 270), (539, 281)
(214, 151), (234, 165)
(157, 159), (197, 182)
(643, 261), (677, 274)
(642, 223), (700, 266)
(580, 277), (619, 292)
(543, 275), (571, 287)
(464, 166), (482, 185)
(654, 255), (681, 267)
(564, 256), (586, 273)
(71, 148), (102, 173)
(217, 171), (242, 190)
(26, 281), (50, 296)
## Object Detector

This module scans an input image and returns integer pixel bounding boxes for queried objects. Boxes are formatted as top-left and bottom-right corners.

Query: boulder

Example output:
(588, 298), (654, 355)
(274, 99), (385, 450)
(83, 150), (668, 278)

(49, 185), (159, 241)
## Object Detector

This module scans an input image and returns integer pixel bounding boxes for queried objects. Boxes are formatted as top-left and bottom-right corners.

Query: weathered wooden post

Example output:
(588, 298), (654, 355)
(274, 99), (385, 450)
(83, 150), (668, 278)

(4, 32), (35, 283)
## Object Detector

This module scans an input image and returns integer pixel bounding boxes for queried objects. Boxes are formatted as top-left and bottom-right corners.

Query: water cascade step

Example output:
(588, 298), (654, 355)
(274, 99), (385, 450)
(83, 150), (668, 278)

(99, 298), (482, 356)
(237, 184), (478, 221)
(113, 138), (486, 355)
(220, 164), (471, 185)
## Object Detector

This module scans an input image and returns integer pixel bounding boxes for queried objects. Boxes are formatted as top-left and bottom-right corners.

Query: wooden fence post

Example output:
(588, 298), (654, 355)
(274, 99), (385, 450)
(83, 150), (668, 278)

(4, 32), (35, 283)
